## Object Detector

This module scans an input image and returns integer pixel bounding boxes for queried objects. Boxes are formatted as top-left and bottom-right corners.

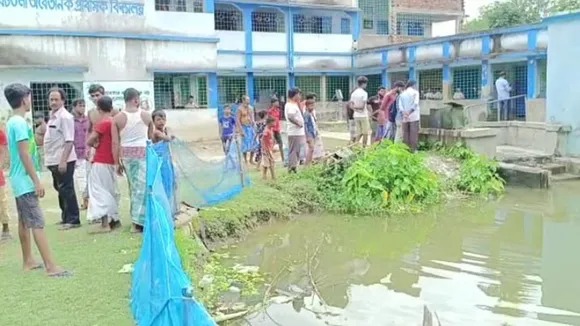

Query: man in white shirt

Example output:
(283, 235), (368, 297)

(495, 71), (512, 120)
(284, 87), (305, 173)
(398, 80), (421, 152)
(350, 76), (370, 147)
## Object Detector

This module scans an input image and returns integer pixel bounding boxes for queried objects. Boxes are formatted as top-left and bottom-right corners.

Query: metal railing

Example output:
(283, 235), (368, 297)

(464, 94), (527, 126)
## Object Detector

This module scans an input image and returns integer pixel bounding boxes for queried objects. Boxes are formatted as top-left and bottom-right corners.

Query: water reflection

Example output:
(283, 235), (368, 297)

(229, 183), (580, 325)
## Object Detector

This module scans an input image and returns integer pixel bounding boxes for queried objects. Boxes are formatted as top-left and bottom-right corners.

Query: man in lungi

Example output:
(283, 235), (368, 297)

(236, 95), (256, 165)
(87, 96), (121, 233)
(112, 88), (151, 233)
(284, 88), (305, 173)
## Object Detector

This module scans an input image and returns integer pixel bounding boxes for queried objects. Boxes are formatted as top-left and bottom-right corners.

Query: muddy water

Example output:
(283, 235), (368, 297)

(226, 183), (580, 326)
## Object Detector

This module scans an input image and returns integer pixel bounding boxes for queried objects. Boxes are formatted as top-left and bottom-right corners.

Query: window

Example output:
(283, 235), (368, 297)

(31, 82), (82, 121)
(326, 76), (350, 102)
(377, 20), (388, 35)
(395, 14), (431, 37)
(153, 73), (208, 109)
(452, 67), (481, 100)
(155, 0), (203, 13)
(215, 4), (243, 31)
(293, 14), (332, 34)
(252, 10), (285, 33)
(363, 19), (373, 30)
(418, 69), (443, 98)
(341, 18), (350, 34)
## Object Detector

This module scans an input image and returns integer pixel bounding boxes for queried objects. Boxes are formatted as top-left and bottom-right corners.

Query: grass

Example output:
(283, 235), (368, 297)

(0, 172), (139, 326)
(0, 168), (298, 326)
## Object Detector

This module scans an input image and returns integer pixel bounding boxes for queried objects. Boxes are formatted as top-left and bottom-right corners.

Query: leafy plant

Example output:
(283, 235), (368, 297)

(339, 142), (440, 214)
(457, 155), (505, 195)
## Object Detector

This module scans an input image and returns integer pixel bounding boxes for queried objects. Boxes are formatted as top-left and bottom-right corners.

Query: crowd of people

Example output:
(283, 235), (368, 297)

(0, 82), (174, 277)
(347, 76), (421, 152)
(218, 90), (323, 180)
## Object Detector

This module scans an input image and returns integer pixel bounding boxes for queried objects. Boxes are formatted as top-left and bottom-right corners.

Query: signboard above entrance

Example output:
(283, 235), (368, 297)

(0, 0), (145, 16)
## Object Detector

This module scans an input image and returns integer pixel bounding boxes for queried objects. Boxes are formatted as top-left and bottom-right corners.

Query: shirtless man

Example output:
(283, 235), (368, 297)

(236, 95), (256, 164)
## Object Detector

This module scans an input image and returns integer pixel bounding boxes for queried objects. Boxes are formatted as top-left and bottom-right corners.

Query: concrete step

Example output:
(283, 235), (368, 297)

(551, 173), (580, 182)
(540, 163), (567, 175)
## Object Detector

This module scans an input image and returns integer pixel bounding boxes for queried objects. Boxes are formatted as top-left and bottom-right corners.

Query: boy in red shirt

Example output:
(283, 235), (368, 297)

(87, 96), (121, 233)
(260, 116), (277, 180)
(0, 128), (11, 240)
(267, 98), (284, 162)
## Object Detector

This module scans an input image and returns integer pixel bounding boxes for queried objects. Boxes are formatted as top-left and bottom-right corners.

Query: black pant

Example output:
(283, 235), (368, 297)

(48, 161), (80, 225)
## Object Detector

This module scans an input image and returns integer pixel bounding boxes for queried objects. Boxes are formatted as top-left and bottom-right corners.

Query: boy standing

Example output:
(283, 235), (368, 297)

(261, 116), (276, 180)
(267, 98), (284, 162)
(72, 99), (90, 210)
(303, 94), (319, 165)
(87, 96), (121, 233)
(4, 83), (69, 277)
(219, 105), (236, 154)
(0, 128), (11, 240)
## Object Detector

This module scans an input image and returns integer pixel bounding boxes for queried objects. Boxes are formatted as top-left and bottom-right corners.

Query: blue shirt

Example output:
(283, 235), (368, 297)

(219, 116), (236, 137)
(304, 111), (318, 139)
(7, 115), (40, 197)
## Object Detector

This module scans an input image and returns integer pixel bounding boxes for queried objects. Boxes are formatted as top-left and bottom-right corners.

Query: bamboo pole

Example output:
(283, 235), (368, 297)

(234, 136), (245, 187)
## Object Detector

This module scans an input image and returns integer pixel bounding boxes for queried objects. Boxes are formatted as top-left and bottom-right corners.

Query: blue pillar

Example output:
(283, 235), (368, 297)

(442, 42), (451, 99)
(208, 73), (218, 109)
(349, 11), (361, 42)
(247, 72), (255, 103)
(286, 8), (294, 74)
(527, 30), (538, 99)
(204, 0), (214, 13)
(289, 73), (296, 89)
(408, 46), (417, 81)
(242, 5), (254, 103)
(481, 35), (491, 98)
(381, 50), (389, 87)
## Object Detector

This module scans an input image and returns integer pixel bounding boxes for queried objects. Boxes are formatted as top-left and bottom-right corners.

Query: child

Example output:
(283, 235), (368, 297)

(87, 96), (121, 233)
(0, 128), (11, 241)
(151, 109), (175, 144)
(4, 83), (70, 277)
(72, 98), (90, 210)
(261, 116), (276, 180)
(374, 107), (387, 143)
(151, 109), (180, 220)
(219, 105), (236, 154)
(267, 98), (284, 162)
(303, 95), (319, 165)
(253, 110), (267, 169)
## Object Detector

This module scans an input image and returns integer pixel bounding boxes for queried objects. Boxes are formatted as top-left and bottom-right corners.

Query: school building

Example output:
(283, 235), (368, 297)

(0, 1), (578, 152)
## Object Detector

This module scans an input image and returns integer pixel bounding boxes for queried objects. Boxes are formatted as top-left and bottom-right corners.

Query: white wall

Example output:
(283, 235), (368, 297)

(0, 0), (216, 37)
(217, 54), (245, 70)
(0, 35), (216, 81)
(252, 33), (287, 52)
(253, 56), (288, 69)
(546, 17), (580, 155)
(216, 31), (245, 51)
(294, 34), (353, 53)
(294, 55), (351, 69)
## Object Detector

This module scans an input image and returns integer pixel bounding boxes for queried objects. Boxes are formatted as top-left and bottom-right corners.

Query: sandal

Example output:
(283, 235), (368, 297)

(49, 270), (73, 278)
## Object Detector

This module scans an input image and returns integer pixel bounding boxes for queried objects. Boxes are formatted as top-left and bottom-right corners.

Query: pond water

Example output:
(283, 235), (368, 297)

(226, 183), (580, 326)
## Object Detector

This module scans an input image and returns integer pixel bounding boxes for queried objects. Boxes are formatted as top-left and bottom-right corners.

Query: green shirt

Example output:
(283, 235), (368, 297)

(7, 115), (40, 197)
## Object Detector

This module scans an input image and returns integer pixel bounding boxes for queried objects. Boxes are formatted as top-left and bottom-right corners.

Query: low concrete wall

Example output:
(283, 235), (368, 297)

(499, 162), (551, 189)
(526, 98), (547, 122)
(419, 128), (498, 158)
(471, 121), (571, 155)
(166, 109), (219, 142)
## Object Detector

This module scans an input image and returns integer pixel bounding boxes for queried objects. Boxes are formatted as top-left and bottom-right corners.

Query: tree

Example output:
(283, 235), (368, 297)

(463, 0), (580, 32)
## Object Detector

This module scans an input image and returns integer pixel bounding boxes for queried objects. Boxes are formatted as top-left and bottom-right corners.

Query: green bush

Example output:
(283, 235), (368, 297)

(457, 155), (505, 195)
(340, 142), (440, 213)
